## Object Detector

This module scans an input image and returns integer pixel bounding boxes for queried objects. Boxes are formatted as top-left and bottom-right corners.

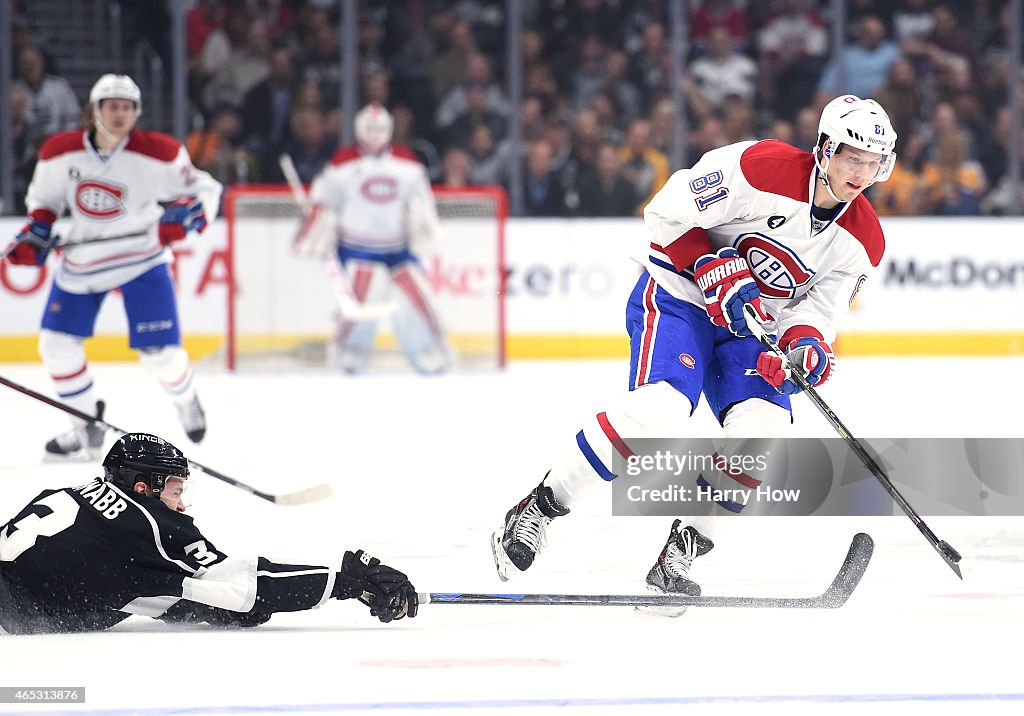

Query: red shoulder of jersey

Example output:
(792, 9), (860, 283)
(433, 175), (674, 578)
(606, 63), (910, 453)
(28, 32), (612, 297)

(739, 140), (814, 203)
(390, 145), (419, 163)
(38, 131), (86, 161)
(329, 145), (361, 166)
(125, 131), (182, 162)
(836, 195), (884, 267)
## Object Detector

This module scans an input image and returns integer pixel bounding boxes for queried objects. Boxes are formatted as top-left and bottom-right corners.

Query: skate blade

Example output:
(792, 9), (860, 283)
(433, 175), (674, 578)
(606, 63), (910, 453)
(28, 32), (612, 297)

(490, 528), (517, 582)
(635, 585), (689, 618)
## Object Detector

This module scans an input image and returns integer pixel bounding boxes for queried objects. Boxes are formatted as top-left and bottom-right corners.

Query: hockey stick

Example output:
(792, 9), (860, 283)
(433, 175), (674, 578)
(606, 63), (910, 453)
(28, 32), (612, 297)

(422, 532), (873, 608)
(278, 154), (397, 322)
(742, 305), (963, 579)
(2, 231), (150, 260)
(0, 374), (332, 506)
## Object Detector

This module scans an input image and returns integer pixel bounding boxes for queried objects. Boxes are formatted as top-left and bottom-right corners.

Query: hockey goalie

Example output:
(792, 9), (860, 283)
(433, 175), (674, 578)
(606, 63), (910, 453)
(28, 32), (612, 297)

(293, 103), (452, 374)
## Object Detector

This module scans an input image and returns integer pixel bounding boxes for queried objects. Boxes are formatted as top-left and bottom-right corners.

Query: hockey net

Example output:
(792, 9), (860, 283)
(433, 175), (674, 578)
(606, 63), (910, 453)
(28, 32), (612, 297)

(224, 185), (506, 371)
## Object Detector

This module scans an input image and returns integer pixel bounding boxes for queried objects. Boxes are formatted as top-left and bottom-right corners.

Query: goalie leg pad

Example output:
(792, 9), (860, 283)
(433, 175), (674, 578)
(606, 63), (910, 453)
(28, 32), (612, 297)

(332, 261), (378, 373)
(391, 263), (452, 374)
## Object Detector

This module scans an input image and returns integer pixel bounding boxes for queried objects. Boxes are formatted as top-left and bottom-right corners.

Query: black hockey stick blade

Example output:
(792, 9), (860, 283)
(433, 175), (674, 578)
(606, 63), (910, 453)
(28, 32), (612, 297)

(423, 532), (873, 609)
(0, 374), (332, 506)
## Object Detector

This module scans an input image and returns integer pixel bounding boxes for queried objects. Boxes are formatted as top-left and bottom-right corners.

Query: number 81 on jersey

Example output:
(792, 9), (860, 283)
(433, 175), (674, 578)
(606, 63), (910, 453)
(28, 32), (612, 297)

(690, 171), (728, 211)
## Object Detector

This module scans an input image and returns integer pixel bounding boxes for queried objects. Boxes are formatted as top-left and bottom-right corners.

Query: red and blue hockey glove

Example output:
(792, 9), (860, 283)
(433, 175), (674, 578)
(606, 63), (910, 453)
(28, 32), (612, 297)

(694, 247), (770, 337)
(159, 197), (207, 244)
(7, 217), (57, 266)
(756, 326), (835, 395)
(333, 549), (418, 623)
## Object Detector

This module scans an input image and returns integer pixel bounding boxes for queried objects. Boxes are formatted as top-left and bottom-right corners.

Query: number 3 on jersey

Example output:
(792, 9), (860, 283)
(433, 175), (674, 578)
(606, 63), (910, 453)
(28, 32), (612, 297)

(690, 171), (728, 211)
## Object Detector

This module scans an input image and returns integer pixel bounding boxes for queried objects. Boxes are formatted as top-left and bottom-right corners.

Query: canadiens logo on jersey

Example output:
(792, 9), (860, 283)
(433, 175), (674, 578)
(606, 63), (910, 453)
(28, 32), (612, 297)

(75, 179), (128, 220)
(735, 232), (815, 299)
(361, 176), (399, 203)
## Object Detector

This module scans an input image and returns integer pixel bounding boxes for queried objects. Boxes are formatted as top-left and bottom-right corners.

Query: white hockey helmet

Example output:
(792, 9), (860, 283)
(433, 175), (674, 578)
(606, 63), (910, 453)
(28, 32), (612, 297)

(815, 94), (897, 183)
(90, 73), (142, 115)
(354, 103), (393, 153)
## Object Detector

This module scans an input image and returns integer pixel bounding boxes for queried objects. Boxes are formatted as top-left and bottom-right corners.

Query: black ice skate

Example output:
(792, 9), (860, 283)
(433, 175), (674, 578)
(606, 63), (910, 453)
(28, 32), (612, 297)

(491, 477), (570, 581)
(45, 400), (107, 460)
(176, 395), (206, 443)
(640, 519), (714, 617)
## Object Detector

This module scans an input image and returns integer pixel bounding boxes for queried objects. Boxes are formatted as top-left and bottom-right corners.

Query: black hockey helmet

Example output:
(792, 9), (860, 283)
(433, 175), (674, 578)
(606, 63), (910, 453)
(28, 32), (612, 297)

(103, 433), (189, 494)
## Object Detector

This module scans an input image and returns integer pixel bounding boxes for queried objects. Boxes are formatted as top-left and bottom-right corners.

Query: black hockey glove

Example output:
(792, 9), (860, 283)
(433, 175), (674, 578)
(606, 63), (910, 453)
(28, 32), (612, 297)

(333, 549), (418, 623)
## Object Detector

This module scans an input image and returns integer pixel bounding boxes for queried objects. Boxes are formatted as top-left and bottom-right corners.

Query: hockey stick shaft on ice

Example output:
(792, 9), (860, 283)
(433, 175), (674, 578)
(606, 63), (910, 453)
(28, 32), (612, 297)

(0, 375), (332, 506)
(743, 305), (963, 579)
(422, 532), (873, 608)
(278, 154), (397, 322)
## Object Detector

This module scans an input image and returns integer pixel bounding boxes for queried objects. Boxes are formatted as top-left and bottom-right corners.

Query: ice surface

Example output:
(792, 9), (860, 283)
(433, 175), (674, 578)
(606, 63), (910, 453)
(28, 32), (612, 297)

(1, 358), (1022, 715)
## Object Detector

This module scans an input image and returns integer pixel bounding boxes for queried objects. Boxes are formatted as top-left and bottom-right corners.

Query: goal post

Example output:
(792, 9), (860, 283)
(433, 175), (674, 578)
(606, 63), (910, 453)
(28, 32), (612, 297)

(224, 184), (507, 371)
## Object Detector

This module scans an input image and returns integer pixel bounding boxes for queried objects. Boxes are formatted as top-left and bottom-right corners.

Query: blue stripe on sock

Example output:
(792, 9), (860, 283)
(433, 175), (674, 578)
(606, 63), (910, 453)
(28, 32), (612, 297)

(576, 430), (616, 481)
(696, 473), (744, 513)
(57, 381), (94, 399)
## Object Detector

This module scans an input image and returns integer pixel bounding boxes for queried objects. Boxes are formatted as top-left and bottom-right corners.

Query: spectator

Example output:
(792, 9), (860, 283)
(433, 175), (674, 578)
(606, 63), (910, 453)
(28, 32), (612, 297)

(442, 82), (508, 151)
(440, 146), (472, 188)
(8, 84), (36, 213)
(757, 0), (828, 119)
(571, 34), (608, 111)
(15, 47), (81, 142)
(199, 7), (250, 99)
(435, 53), (511, 132)
(241, 46), (298, 168)
(203, 19), (272, 110)
(721, 96), (757, 144)
(815, 16), (901, 102)
(647, 99), (675, 155)
(872, 130), (930, 215)
(392, 104), (441, 182)
(893, 0), (935, 46)
(690, 0), (749, 55)
(300, 22), (344, 107)
(920, 130), (987, 215)
(519, 96), (548, 143)
(431, 19), (475, 106)
(873, 57), (923, 142)
(686, 115), (728, 167)
(629, 22), (669, 113)
(363, 70), (391, 107)
(793, 106), (820, 152)
(598, 50), (643, 124)
(617, 118), (669, 215)
(467, 124), (510, 186)
(186, 0), (226, 60)
(689, 26), (758, 110)
(519, 140), (567, 217)
(576, 143), (637, 216)
(277, 109), (335, 184)
(186, 104), (256, 185)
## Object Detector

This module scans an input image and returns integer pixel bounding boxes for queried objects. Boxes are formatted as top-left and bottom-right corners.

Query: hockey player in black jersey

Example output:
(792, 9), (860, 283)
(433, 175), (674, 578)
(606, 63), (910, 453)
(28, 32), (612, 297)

(0, 433), (417, 634)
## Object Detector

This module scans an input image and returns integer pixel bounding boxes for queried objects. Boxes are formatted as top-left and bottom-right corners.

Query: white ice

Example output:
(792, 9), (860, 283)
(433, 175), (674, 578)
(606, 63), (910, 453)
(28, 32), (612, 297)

(1, 357), (1022, 716)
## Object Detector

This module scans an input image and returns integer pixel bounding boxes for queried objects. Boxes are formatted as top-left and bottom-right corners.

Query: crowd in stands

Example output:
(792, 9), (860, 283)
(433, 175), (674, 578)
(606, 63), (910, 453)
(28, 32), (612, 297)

(6, 0), (1024, 217)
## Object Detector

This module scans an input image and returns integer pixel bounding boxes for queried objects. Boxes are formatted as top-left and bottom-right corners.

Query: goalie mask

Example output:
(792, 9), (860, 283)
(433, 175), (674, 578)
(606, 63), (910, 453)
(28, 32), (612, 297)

(103, 433), (189, 495)
(814, 95), (897, 193)
(354, 103), (393, 154)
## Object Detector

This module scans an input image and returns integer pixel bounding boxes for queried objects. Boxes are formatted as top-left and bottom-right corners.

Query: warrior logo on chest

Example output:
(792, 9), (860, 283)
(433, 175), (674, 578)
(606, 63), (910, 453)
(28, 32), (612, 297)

(734, 233), (815, 299)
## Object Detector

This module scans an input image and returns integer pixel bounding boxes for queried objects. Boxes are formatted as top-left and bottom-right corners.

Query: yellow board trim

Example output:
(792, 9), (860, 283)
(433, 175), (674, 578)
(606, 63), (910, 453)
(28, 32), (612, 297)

(2, 332), (1024, 362)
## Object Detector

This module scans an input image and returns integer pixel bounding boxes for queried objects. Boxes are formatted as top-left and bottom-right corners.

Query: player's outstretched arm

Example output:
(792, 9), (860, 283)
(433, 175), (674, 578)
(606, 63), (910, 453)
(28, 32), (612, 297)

(332, 549), (418, 623)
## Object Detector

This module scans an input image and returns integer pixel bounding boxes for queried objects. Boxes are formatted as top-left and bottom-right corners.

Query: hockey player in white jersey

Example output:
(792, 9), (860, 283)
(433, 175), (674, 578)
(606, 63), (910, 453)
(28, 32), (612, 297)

(4, 74), (222, 458)
(295, 103), (451, 374)
(492, 95), (896, 605)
